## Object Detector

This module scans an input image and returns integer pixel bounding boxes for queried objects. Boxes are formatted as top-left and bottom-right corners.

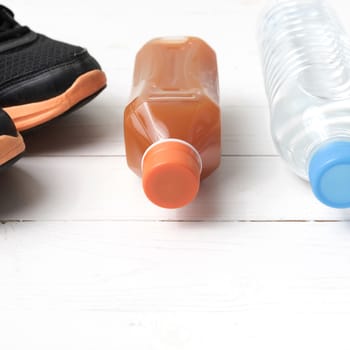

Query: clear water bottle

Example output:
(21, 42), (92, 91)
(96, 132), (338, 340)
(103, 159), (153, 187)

(258, 0), (350, 208)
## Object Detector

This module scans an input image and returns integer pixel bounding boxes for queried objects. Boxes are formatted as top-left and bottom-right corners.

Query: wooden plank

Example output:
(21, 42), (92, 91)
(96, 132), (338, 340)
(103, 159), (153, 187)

(1, 220), (350, 313)
(0, 310), (348, 350)
(0, 156), (345, 221)
(0, 221), (350, 349)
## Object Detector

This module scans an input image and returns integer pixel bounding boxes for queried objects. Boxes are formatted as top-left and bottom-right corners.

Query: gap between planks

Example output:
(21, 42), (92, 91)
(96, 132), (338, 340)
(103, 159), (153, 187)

(0, 219), (344, 224)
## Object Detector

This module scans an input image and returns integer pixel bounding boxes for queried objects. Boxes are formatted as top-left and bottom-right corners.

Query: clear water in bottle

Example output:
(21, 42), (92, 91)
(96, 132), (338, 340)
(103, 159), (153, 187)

(258, 0), (350, 208)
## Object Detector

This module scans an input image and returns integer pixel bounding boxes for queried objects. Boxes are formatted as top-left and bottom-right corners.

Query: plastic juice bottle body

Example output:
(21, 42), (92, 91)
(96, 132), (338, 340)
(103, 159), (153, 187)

(124, 37), (221, 208)
(258, 0), (350, 208)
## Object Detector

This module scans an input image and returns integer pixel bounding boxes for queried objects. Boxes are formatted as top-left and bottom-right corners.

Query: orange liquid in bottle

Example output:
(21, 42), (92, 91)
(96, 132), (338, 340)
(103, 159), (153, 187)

(124, 36), (221, 209)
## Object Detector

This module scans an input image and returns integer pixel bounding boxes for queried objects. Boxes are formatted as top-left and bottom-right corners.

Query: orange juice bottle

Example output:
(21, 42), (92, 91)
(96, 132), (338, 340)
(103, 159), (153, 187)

(124, 36), (221, 209)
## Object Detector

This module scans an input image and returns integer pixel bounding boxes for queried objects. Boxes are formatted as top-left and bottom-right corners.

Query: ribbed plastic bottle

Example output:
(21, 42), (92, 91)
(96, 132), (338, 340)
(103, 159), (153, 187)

(124, 37), (221, 209)
(258, 0), (350, 208)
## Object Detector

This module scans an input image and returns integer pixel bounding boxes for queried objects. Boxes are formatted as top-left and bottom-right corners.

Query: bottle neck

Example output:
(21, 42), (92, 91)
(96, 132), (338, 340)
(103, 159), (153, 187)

(141, 138), (202, 174)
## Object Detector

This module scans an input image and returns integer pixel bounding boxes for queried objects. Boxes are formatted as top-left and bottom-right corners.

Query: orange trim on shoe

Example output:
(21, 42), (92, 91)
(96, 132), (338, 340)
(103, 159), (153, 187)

(4, 69), (107, 131)
(0, 133), (25, 165)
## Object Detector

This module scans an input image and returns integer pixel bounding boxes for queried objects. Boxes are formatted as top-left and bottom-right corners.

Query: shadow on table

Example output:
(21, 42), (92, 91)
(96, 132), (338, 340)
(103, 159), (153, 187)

(0, 104), (120, 219)
(0, 166), (43, 220)
(172, 108), (246, 221)
(177, 159), (243, 222)
(22, 106), (121, 155)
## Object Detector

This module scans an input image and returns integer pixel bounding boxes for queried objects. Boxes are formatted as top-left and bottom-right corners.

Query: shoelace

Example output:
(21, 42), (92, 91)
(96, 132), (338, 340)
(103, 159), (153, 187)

(0, 5), (29, 42)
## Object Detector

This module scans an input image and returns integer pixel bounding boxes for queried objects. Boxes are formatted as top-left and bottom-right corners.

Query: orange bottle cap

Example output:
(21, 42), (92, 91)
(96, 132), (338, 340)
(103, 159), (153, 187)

(142, 139), (202, 209)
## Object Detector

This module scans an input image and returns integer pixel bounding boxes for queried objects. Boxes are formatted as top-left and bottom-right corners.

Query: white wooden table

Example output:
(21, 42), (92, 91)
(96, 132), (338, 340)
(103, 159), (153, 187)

(2, 0), (350, 348)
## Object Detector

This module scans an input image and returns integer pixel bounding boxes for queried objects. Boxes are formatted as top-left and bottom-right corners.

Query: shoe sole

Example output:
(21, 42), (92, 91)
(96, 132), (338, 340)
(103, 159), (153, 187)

(0, 133), (25, 169)
(4, 69), (107, 132)
(20, 86), (106, 135)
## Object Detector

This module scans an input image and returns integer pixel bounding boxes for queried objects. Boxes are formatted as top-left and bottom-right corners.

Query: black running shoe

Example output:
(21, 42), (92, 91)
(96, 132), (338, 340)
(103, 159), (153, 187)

(0, 108), (24, 169)
(0, 5), (107, 131)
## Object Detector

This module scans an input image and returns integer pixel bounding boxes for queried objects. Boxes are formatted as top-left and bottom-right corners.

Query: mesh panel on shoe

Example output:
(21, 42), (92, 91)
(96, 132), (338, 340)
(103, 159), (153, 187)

(0, 34), (83, 87)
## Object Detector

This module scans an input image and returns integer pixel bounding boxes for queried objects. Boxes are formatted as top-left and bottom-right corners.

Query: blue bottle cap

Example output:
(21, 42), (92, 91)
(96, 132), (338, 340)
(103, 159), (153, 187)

(309, 141), (350, 208)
